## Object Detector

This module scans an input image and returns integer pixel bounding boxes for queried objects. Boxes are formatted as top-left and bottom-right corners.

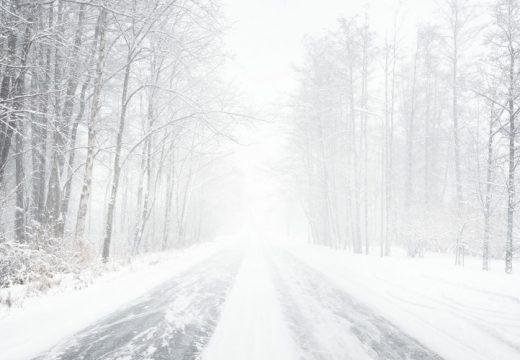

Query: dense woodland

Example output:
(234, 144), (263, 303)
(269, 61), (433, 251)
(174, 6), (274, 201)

(2, 0), (519, 292)
(0, 0), (236, 287)
(288, 0), (520, 272)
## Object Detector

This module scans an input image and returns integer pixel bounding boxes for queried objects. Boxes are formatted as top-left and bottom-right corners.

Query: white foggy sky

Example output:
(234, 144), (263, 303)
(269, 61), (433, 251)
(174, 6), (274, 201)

(221, 0), (437, 107)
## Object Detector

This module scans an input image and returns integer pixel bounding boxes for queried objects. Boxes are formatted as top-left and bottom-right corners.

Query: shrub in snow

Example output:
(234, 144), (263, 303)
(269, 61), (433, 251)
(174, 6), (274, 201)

(0, 238), (80, 296)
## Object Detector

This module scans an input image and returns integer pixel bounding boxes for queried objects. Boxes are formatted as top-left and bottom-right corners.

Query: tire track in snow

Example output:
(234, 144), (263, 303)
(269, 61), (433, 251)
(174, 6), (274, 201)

(270, 249), (444, 360)
(34, 247), (244, 360)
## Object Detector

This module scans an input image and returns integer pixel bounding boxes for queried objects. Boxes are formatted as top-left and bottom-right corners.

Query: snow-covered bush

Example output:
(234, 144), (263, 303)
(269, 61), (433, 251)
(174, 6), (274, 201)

(0, 239), (79, 291)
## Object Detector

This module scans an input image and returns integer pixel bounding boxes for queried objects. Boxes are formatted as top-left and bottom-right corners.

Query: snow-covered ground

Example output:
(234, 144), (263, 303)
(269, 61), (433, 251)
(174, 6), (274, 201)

(285, 244), (520, 360)
(0, 243), (223, 360)
(2, 240), (519, 360)
(203, 244), (299, 360)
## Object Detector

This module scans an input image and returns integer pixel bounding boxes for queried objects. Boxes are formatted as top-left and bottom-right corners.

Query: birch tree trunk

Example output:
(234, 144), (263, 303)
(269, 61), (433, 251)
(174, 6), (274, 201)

(75, 7), (107, 249)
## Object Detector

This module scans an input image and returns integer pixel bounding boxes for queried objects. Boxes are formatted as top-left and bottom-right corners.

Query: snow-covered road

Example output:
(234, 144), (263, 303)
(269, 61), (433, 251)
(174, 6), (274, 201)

(29, 244), (449, 360)
(270, 250), (442, 360)
(35, 248), (244, 360)
(12, 242), (517, 359)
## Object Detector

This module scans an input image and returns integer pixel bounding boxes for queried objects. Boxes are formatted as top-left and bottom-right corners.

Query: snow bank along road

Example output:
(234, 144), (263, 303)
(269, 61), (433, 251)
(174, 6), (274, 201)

(24, 244), (459, 360)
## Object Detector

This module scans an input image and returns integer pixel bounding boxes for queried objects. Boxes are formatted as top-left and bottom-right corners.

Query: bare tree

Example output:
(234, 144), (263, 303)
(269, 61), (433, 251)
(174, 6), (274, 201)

(75, 5), (108, 250)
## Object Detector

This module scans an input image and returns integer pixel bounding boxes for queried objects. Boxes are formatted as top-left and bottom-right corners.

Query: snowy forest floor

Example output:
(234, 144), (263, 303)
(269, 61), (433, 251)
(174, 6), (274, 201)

(0, 240), (519, 360)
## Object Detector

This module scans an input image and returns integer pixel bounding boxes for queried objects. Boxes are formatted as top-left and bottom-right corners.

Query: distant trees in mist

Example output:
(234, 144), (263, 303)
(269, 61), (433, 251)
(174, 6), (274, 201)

(289, 0), (520, 272)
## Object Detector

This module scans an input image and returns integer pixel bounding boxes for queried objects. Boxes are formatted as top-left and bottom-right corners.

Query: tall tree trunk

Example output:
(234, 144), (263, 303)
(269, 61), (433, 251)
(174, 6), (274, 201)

(0, 0), (20, 186)
(31, 11), (51, 227)
(361, 15), (369, 254)
(452, 6), (463, 211)
(505, 49), (515, 274)
(13, 13), (34, 243)
(132, 62), (158, 254)
(162, 144), (175, 250)
(349, 55), (361, 253)
(61, 75), (91, 229)
(75, 7), (107, 249)
(132, 137), (151, 254)
(483, 105), (495, 271)
(381, 37), (389, 257)
(45, 0), (65, 236)
(406, 42), (419, 256)
(14, 119), (25, 243)
(102, 50), (133, 261)
(54, 2), (87, 237)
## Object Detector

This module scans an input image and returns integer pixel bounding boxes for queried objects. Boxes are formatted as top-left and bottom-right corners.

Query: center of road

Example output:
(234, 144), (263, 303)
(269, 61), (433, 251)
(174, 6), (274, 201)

(35, 243), (443, 360)
(203, 245), (299, 360)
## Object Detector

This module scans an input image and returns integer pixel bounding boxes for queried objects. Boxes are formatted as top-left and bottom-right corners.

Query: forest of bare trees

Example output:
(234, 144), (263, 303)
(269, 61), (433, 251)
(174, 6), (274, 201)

(2, 2), (520, 358)
(2, 0), (519, 297)
(0, 0), (236, 287)
(288, 0), (520, 273)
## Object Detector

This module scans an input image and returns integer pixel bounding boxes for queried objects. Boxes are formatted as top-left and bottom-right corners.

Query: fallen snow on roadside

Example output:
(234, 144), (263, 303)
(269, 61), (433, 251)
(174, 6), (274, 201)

(285, 244), (520, 360)
(202, 244), (299, 360)
(0, 242), (223, 360)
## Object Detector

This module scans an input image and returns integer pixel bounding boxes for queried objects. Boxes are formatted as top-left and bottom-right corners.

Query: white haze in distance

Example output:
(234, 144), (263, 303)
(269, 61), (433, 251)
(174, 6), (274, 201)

(222, 0), (437, 241)
(222, 0), (437, 106)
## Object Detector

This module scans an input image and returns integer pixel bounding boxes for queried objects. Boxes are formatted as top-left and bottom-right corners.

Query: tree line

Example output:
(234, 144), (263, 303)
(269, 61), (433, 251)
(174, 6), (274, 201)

(0, 0), (233, 286)
(289, 0), (520, 273)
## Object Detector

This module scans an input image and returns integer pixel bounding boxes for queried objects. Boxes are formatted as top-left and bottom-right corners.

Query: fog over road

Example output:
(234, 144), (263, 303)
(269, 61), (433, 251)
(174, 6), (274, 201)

(35, 245), (442, 360)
